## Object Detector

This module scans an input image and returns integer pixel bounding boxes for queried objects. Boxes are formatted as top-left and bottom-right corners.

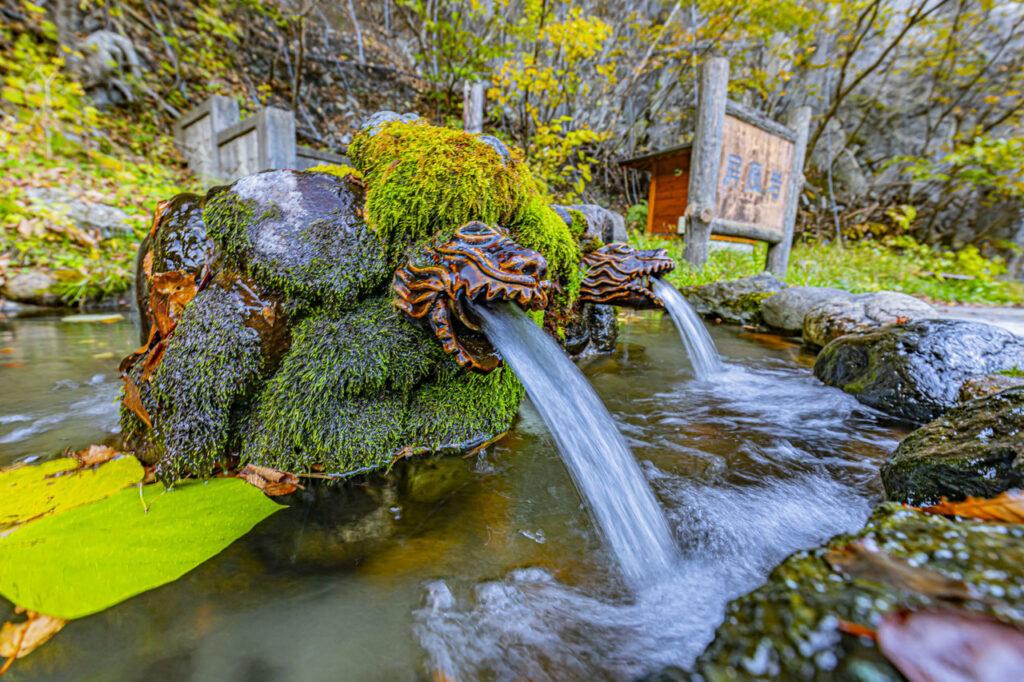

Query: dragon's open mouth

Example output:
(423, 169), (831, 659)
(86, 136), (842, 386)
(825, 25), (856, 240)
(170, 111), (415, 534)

(394, 222), (550, 372)
(579, 243), (676, 309)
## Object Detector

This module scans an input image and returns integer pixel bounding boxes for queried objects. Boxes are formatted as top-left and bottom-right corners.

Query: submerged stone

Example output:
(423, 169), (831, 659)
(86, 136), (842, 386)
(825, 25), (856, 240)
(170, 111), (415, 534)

(882, 387), (1024, 505)
(691, 503), (1024, 681)
(813, 318), (1024, 423)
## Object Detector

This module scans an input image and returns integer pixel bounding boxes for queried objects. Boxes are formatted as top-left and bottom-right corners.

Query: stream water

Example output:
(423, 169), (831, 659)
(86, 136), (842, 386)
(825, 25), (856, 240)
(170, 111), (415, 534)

(0, 310), (909, 681)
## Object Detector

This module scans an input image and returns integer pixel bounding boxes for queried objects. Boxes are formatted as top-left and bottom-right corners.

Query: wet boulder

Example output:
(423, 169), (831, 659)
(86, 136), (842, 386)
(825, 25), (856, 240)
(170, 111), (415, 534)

(692, 503), (1024, 681)
(683, 272), (786, 325)
(563, 303), (619, 356)
(958, 372), (1024, 402)
(761, 286), (852, 335)
(813, 319), (1024, 422)
(882, 387), (1024, 505)
(552, 204), (628, 244)
(803, 291), (937, 347)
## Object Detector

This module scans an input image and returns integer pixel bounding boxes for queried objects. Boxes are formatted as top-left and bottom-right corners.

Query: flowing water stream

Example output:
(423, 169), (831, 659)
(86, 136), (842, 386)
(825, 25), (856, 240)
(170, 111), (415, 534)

(0, 311), (909, 681)
(471, 302), (679, 587)
(651, 277), (722, 380)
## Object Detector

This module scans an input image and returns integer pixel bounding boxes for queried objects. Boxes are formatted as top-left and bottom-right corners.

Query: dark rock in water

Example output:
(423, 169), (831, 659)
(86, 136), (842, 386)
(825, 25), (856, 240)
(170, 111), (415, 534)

(813, 319), (1024, 422)
(692, 502), (1024, 681)
(959, 372), (1024, 402)
(803, 291), (937, 347)
(761, 286), (852, 335)
(563, 303), (619, 355)
(683, 272), (786, 325)
(882, 387), (1024, 505)
(401, 455), (472, 503)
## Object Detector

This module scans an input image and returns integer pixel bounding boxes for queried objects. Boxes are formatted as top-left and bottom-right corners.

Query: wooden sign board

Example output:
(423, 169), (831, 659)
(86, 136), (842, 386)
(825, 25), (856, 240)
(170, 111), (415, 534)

(714, 114), (794, 239)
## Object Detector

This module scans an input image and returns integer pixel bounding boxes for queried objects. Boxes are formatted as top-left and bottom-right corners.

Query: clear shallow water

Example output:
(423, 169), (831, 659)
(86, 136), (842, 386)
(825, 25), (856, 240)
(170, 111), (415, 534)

(0, 311), (908, 681)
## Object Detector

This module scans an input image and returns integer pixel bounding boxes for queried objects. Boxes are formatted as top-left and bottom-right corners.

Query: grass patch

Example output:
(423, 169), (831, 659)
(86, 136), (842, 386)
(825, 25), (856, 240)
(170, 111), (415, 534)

(630, 233), (1024, 305)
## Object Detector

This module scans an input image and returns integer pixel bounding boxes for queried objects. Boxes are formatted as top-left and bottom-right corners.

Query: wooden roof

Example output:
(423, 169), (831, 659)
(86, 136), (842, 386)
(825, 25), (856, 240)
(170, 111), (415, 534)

(618, 142), (693, 171)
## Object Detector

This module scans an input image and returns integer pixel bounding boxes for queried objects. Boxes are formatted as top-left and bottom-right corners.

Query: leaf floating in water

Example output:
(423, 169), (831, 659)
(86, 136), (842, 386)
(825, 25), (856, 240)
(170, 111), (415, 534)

(0, 610), (68, 667)
(877, 610), (1024, 682)
(0, 456), (143, 532)
(121, 375), (152, 428)
(825, 539), (976, 601)
(0, 478), (282, 619)
(237, 464), (301, 497)
(920, 490), (1024, 524)
(59, 314), (124, 324)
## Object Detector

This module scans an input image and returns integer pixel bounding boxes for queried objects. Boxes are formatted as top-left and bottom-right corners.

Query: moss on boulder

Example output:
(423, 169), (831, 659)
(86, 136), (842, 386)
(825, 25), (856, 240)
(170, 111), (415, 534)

(692, 503), (1024, 681)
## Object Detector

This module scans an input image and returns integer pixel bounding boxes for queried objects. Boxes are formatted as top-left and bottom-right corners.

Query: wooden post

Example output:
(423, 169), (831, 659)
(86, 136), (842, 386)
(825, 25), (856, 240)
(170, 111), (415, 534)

(463, 80), (484, 134)
(683, 57), (729, 267)
(765, 105), (811, 277)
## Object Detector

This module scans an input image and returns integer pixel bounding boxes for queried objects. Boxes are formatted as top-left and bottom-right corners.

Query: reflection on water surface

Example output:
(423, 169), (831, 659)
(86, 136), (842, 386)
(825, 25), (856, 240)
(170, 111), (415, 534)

(0, 311), (907, 681)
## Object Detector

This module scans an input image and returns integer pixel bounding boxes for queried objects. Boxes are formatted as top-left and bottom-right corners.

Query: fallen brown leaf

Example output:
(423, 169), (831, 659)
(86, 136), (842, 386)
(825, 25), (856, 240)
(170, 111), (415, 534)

(72, 444), (120, 466)
(142, 250), (153, 279)
(0, 611), (68, 672)
(837, 619), (877, 640)
(121, 375), (152, 428)
(140, 340), (168, 383)
(920, 489), (1024, 524)
(149, 271), (197, 338)
(237, 464), (301, 497)
(825, 539), (976, 601)
(877, 610), (1024, 682)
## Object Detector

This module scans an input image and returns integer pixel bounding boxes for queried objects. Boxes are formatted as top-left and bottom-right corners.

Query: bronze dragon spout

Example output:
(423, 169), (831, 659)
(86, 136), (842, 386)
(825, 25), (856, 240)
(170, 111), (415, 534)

(579, 243), (676, 309)
(393, 221), (551, 372)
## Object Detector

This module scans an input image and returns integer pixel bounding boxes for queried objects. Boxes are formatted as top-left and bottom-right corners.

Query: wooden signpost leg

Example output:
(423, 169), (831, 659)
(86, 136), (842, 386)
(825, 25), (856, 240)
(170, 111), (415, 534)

(766, 105), (811, 277)
(683, 57), (729, 268)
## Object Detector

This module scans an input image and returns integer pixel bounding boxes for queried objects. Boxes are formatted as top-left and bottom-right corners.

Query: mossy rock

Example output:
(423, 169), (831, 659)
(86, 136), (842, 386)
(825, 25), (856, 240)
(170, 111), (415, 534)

(881, 387), (1024, 505)
(123, 116), (590, 483)
(683, 273), (786, 325)
(690, 503), (1024, 681)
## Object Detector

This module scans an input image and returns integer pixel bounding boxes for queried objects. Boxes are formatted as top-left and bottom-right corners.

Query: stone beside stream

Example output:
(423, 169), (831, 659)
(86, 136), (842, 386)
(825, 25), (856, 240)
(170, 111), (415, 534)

(813, 318), (1024, 423)
(684, 503), (1024, 681)
(881, 387), (1024, 506)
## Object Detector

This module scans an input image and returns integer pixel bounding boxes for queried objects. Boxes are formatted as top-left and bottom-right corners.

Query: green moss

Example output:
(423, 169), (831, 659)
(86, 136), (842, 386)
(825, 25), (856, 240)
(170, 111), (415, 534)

(350, 120), (583, 300)
(695, 502), (1024, 680)
(305, 163), (363, 181)
(407, 361), (524, 454)
(997, 366), (1024, 378)
(237, 294), (523, 474)
(146, 276), (270, 483)
(350, 120), (536, 265)
(201, 171), (390, 310)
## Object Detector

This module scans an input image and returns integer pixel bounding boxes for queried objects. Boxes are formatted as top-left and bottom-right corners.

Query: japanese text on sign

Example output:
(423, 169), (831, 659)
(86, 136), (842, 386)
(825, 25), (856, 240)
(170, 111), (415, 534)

(715, 115), (794, 235)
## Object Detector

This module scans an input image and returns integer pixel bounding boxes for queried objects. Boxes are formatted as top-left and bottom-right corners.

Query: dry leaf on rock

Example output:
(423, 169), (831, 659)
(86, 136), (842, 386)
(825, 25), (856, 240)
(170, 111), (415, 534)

(237, 464), (301, 497)
(0, 611), (68, 669)
(837, 619), (877, 640)
(877, 610), (1024, 682)
(121, 375), (151, 428)
(920, 490), (1024, 524)
(149, 271), (197, 338)
(72, 444), (120, 467)
(825, 539), (975, 601)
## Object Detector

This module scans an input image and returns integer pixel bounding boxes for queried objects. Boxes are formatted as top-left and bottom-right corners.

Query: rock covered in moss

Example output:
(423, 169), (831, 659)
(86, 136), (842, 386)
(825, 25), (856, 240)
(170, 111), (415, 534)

(881, 387), (1024, 505)
(683, 273), (786, 325)
(0, 271), (61, 306)
(691, 503), (1024, 681)
(813, 319), (1024, 422)
(803, 291), (937, 347)
(124, 115), (596, 482)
